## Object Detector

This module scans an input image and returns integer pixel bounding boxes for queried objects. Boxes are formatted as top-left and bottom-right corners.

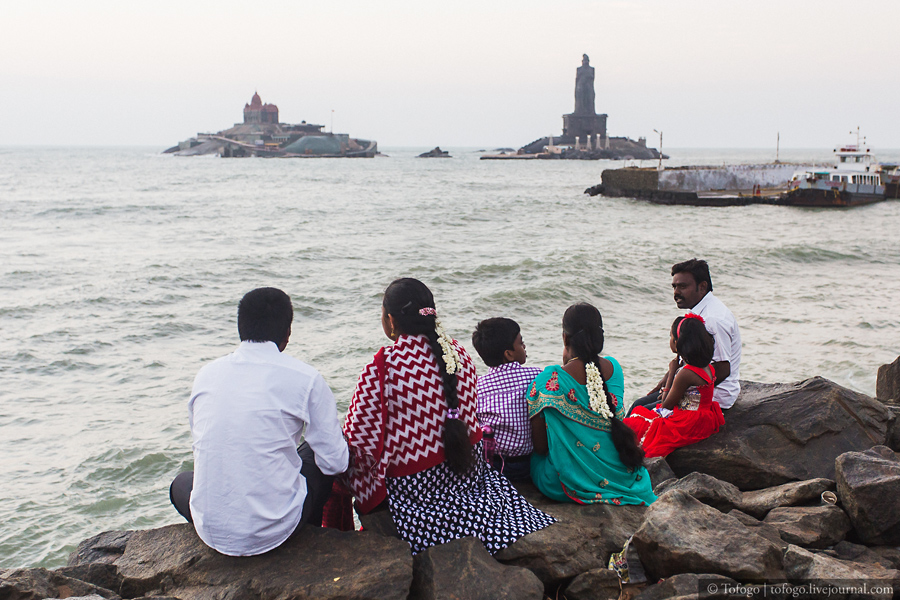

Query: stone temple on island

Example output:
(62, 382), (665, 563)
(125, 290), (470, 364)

(518, 55), (664, 161)
(165, 92), (377, 158)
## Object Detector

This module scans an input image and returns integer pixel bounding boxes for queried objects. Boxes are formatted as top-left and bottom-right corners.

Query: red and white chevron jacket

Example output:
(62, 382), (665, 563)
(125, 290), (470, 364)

(343, 334), (482, 514)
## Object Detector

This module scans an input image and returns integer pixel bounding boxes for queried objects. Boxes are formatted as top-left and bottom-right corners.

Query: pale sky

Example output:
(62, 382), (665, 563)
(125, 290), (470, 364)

(2, 0), (898, 148)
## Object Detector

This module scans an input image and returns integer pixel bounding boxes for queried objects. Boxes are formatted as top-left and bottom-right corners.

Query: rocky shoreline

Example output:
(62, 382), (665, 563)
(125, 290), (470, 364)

(3, 358), (900, 600)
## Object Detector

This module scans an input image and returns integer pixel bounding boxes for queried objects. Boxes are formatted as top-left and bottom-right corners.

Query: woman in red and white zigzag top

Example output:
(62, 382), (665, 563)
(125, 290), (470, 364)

(342, 277), (555, 555)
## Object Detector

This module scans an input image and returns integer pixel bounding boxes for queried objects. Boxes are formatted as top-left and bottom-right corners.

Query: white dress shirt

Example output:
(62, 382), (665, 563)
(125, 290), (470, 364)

(188, 341), (348, 556)
(690, 292), (742, 409)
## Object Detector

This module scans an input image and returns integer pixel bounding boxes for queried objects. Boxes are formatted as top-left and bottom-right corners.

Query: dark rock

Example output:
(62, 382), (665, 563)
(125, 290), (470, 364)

(644, 457), (676, 490)
(77, 523), (413, 600)
(727, 510), (788, 550)
(784, 545), (899, 594)
(822, 541), (900, 570)
(667, 378), (891, 490)
(884, 406), (900, 452)
(67, 530), (134, 567)
(835, 445), (900, 545)
(664, 472), (743, 512)
(631, 490), (785, 582)
(417, 147), (450, 158)
(0, 567), (120, 600)
(634, 573), (737, 600)
(877, 356), (900, 402)
(57, 563), (121, 595)
(561, 567), (620, 600)
(763, 505), (851, 548)
(497, 482), (646, 587)
(737, 478), (835, 519)
(653, 478), (677, 496)
(409, 537), (542, 600)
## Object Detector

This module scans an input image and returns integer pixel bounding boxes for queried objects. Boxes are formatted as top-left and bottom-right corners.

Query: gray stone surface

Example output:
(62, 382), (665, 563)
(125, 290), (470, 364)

(634, 573), (737, 600)
(497, 482), (646, 587)
(644, 456), (676, 490)
(737, 478), (835, 519)
(0, 567), (120, 600)
(664, 472), (743, 512)
(563, 567), (621, 600)
(727, 510), (789, 550)
(877, 356), (900, 402)
(835, 445), (900, 544)
(409, 537), (542, 600)
(667, 378), (891, 490)
(71, 523), (413, 600)
(763, 505), (851, 548)
(631, 490), (785, 582)
(784, 545), (899, 598)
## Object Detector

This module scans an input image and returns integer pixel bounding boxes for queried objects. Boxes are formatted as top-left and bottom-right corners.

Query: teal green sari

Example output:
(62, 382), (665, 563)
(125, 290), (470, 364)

(527, 358), (656, 506)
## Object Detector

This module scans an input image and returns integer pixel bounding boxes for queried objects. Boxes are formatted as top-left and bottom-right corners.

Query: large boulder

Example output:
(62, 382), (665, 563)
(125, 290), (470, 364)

(631, 490), (785, 582)
(736, 478), (835, 519)
(563, 568), (621, 600)
(835, 445), (900, 544)
(643, 457), (676, 490)
(69, 524), (413, 600)
(823, 541), (900, 570)
(0, 567), (120, 600)
(497, 483), (646, 587)
(727, 510), (788, 550)
(667, 378), (891, 490)
(877, 356), (900, 403)
(634, 573), (737, 600)
(783, 545), (899, 598)
(663, 472), (743, 512)
(762, 505), (851, 548)
(409, 537), (543, 600)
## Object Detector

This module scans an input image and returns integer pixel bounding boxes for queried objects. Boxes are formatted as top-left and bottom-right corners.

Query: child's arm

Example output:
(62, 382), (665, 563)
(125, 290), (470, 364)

(658, 358), (679, 403)
(660, 367), (707, 411)
(531, 413), (549, 455)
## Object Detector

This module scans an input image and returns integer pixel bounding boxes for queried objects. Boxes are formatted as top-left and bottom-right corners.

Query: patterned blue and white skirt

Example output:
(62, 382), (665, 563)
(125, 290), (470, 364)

(385, 443), (556, 555)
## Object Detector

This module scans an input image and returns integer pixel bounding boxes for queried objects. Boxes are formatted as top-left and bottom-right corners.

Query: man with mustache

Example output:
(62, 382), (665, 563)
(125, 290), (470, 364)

(627, 259), (742, 416)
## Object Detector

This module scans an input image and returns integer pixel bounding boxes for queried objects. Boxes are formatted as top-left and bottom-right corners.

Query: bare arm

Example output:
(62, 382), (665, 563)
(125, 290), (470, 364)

(659, 358), (680, 403)
(531, 412), (549, 455)
(660, 367), (706, 411)
(712, 360), (730, 386)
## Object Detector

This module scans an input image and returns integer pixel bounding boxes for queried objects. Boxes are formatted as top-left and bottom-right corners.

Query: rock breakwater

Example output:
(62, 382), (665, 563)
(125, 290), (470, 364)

(4, 371), (900, 600)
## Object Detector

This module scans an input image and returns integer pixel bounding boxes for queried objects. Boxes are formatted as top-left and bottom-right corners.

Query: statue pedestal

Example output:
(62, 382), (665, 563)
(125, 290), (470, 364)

(563, 113), (608, 141)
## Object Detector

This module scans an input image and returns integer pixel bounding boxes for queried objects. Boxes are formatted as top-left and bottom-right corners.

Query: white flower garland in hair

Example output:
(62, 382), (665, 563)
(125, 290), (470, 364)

(434, 316), (461, 375)
(586, 362), (614, 420)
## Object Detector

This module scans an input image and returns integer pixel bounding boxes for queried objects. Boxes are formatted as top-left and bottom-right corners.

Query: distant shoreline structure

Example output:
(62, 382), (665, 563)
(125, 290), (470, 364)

(163, 92), (377, 158)
(483, 54), (665, 161)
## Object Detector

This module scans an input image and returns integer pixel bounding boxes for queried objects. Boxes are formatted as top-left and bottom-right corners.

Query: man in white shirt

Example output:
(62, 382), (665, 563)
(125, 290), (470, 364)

(169, 287), (349, 556)
(627, 259), (742, 415)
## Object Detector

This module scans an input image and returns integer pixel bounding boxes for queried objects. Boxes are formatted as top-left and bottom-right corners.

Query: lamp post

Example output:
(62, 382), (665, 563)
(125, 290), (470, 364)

(653, 129), (663, 170)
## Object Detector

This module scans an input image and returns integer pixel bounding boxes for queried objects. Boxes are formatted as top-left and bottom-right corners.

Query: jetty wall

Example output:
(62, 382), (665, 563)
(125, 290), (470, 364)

(658, 164), (799, 192)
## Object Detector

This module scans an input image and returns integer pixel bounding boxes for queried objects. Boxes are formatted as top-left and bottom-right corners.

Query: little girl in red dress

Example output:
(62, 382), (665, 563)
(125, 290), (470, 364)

(624, 314), (725, 458)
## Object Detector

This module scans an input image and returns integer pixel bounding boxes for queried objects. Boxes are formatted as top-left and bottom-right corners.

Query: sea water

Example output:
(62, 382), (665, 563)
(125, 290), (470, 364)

(1, 146), (899, 568)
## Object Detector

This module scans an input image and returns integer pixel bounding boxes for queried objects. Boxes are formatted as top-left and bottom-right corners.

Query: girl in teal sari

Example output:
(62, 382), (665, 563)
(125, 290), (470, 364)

(528, 304), (656, 506)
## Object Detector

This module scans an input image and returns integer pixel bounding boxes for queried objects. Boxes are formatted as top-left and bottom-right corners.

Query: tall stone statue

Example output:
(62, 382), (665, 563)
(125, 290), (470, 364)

(574, 54), (596, 116)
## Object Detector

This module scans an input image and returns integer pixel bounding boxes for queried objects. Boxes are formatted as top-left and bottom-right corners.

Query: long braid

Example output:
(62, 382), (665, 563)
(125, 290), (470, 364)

(563, 304), (644, 470)
(383, 278), (473, 474)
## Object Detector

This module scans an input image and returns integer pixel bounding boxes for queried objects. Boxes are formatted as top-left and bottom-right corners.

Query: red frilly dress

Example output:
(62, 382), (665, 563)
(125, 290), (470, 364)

(624, 364), (724, 458)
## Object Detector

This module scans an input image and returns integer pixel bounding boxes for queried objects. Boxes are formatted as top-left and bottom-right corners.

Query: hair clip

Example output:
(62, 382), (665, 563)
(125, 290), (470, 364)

(446, 408), (460, 420)
(419, 307), (436, 316)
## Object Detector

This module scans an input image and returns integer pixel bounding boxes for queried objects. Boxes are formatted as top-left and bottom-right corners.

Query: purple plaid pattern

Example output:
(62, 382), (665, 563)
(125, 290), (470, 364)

(476, 362), (542, 458)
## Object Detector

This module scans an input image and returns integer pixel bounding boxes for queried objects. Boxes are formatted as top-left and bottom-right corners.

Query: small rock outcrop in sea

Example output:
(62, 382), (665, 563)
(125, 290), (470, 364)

(877, 355), (900, 403)
(416, 147), (451, 158)
(7, 369), (900, 599)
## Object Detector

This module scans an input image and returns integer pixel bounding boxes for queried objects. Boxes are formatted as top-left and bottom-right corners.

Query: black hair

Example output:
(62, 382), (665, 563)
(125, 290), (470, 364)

(237, 287), (293, 345)
(671, 258), (713, 293)
(672, 316), (715, 368)
(471, 317), (521, 367)
(383, 278), (473, 474)
(562, 303), (644, 470)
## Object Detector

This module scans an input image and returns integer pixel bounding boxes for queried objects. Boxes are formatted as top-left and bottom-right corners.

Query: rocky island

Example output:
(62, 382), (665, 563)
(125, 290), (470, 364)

(3, 357), (900, 600)
(164, 93), (377, 158)
(487, 55), (666, 162)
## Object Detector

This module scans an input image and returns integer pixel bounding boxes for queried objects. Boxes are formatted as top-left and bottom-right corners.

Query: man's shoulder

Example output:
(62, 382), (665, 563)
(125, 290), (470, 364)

(696, 293), (737, 324)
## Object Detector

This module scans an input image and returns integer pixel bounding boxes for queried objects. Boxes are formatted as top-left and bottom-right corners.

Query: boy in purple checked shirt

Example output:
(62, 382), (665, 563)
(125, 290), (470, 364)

(472, 318), (542, 482)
